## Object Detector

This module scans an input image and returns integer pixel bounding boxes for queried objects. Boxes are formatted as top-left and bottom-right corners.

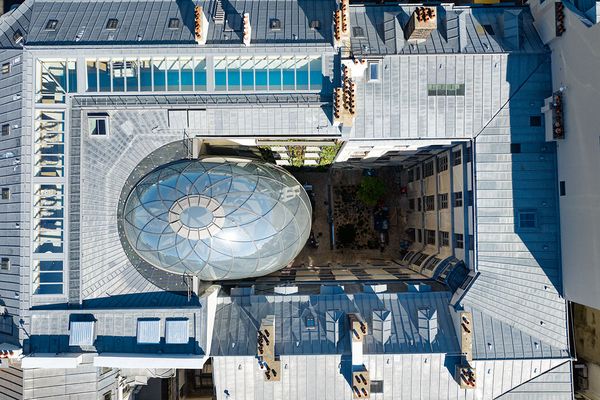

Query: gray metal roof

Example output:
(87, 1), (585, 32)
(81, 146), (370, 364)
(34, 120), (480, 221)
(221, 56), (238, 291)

(24, 0), (334, 47)
(211, 354), (569, 400)
(349, 5), (545, 56)
(496, 360), (573, 400)
(0, 0), (32, 49)
(28, 307), (206, 355)
(211, 291), (461, 357)
(463, 54), (568, 350)
(0, 48), (27, 347)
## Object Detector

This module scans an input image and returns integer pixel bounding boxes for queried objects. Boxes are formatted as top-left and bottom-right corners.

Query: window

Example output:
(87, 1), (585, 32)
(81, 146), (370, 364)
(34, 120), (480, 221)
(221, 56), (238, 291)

(45, 19), (58, 31)
(426, 230), (436, 245)
(13, 30), (23, 44)
(511, 143), (521, 154)
(1, 187), (10, 200)
(415, 167), (421, 180)
(467, 191), (473, 207)
(407, 228), (416, 242)
(371, 381), (384, 394)
(168, 18), (181, 29)
(453, 150), (462, 166)
(408, 198), (415, 210)
(353, 26), (365, 38)
(424, 195), (435, 211)
(34, 260), (64, 295)
(1, 124), (9, 136)
(437, 155), (448, 172)
(414, 253), (428, 266)
(106, 18), (119, 30)
(88, 113), (109, 136)
(438, 193), (448, 209)
(368, 62), (380, 81)
(454, 192), (463, 207)
(1, 63), (9, 74)
(103, 391), (112, 400)
(417, 229), (422, 243)
(305, 313), (316, 330)
(469, 235), (474, 250)
(309, 20), (320, 31)
(518, 210), (537, 229)
(427, 83), (465, 96)
(560, 181), (566, 196)
(1, 257), (9, 270)
(408, 169), (414, 183)
(423, 161), (434, 178)
(270, 18), (282, 31)
(465, 146), (472, 163)
(455, 233), (464, 249)
(417, 198), (422, 212)
(530, 115), (542, 127)
(439, 231), (449, 247)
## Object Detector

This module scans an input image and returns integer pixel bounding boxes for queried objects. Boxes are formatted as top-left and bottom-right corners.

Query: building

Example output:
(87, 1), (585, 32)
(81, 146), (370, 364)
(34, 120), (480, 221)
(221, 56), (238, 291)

(528, 0), (600, 396)
(0, 0), (573, 399)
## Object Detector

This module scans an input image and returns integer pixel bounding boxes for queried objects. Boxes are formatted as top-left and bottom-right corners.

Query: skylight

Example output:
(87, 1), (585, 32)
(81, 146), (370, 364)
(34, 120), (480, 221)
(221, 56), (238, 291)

(168, 18), (180, 29)
(45, 19), (58, 31)
(106, 18), (118, 30)
(270, 18), (282, 31)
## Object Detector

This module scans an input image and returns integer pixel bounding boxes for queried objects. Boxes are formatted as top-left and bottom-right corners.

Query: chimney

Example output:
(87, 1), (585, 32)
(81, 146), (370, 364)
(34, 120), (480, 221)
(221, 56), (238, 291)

(257, 315), (280, 381)
(456, 364), (476, 389)
(352, 367), (370, 399)
(243, 13), (251, 46)
(459, 311), (473, 362)
(194, 6), (208, 45)
(333, 65), (357, 127)
(333, 0), (350, 47)
(404, 6), (437, 42)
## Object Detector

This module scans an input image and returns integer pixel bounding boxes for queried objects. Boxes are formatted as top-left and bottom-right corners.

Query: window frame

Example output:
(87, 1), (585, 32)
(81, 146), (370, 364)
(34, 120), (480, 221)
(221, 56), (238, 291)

(438, 193), (448, 209)
(437, 155), (448, 172)
(425, 229), (436, 246)
(88, 113), (110, 137)
(453, 149), (462, 166)
(439, 231), (449, 247)
(453, 191), (463, 208)
(518, 209), (538, 230)
(455, 233), (464, 249)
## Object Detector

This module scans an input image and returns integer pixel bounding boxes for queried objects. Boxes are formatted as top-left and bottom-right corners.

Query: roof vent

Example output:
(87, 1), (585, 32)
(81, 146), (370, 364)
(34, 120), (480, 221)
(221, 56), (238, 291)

(404, 7), (437, 42)
(213, 0), (225, 25)
(270, 18), (282, 31)
(168, 18), (181, 30)
(372, 310), (391, 344)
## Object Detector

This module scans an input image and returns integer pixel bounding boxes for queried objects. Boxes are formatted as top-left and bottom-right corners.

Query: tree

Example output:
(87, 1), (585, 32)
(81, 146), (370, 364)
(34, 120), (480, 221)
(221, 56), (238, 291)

(356, 176), (386, 206)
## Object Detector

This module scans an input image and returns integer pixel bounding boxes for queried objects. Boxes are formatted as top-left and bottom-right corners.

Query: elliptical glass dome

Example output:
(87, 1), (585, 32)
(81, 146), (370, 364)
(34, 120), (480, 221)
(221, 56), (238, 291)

(122, 157), (312, 280)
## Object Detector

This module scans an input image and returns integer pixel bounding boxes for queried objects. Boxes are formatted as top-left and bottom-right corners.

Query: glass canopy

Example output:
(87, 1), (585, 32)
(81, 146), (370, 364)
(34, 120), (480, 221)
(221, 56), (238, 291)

(122, 157), (312, 280)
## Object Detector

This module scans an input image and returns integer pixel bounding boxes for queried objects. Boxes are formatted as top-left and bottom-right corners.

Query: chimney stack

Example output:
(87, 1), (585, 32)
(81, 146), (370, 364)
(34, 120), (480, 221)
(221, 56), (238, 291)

(459, 311), (473, 362)
(257, 316), (280, 381)
(243, 13), (251, 46)
(194, 6), (208, 45)
(404, 6), (437, 43)
(333, 65), (357, 128)
(333, 0), (350, 48)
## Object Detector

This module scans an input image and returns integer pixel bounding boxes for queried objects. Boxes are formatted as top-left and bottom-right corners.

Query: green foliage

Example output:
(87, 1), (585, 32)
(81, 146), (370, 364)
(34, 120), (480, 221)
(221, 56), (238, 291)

(318, 143), (342, 166)
(287, 146), (305, 167)
(356, 176), (386, 206)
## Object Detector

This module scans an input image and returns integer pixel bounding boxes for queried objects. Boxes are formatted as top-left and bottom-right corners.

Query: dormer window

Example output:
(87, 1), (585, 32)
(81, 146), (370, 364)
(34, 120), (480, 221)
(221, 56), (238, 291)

(309, 20), (320, 31)
(270, 18), (282, 31)
(13, 30), (23, 44)
(106, 18), (119, 30)
(168, 18), (181, 29)
(45, 19), (58, 31)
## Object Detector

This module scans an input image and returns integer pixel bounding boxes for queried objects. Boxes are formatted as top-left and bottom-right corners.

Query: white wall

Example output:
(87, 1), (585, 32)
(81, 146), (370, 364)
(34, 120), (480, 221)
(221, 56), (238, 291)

(531, 0), (600, 309)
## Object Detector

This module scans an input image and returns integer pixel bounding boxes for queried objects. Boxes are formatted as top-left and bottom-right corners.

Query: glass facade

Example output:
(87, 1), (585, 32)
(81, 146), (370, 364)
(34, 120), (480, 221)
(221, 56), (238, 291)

(37, 60), (77, 103)
(86, 55), (322, 93)
(122, 158), (312, 280)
